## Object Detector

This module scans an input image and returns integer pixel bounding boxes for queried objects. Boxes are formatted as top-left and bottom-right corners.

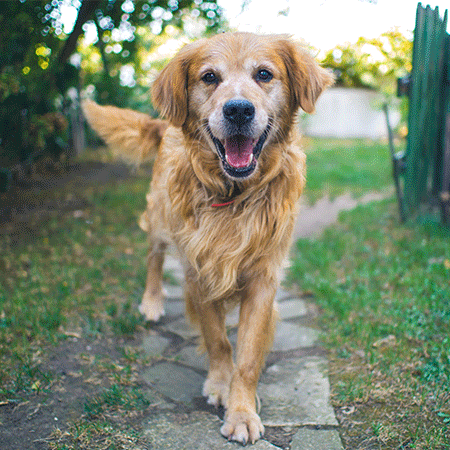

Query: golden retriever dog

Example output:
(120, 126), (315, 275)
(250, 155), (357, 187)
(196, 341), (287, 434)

(83, 32), (333, 445)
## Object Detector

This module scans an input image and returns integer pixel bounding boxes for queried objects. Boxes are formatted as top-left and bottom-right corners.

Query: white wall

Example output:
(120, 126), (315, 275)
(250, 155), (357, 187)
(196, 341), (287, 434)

(300, 87), (400, 139)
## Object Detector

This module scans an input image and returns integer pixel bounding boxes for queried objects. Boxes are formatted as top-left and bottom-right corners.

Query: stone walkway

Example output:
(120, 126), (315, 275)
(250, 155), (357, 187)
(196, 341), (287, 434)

(294, 192), (386, 238)
(139, 253), (344, 449)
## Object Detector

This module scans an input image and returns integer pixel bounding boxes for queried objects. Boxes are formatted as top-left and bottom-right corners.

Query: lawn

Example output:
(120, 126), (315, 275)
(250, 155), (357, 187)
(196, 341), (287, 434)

(289, 139), (450, 449)
(300, 137), (395, 203)
(0, 138), (448, 449)
(0, 172), (150, 364)
(0, 164), (155, 448)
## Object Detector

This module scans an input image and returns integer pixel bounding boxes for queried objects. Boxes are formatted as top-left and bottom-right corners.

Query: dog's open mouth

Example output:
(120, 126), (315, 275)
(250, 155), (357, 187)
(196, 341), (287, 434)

(208, 125), (271, 178)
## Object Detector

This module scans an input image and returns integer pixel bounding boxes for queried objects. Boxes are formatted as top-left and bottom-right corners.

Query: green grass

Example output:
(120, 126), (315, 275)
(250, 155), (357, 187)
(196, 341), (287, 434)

(0, 167), (162, 448)
(1, 138), (448, 448)
(289, 199), (450, 449)
(50, 419), (147, 450)
(83, 384), (151, 420)
(0, 138), (394, 398)
(302, 138), (396, 203)
(289, 138), (449, 448)
(0, 175), (151, 400)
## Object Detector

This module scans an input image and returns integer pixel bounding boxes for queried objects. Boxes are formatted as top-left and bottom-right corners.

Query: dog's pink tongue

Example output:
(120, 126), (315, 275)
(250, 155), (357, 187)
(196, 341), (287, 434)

(224, 135), (254, 168)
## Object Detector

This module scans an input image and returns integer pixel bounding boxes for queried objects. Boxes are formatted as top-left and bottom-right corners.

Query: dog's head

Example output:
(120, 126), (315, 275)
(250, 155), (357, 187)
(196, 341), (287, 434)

(152, 32), (333, 180)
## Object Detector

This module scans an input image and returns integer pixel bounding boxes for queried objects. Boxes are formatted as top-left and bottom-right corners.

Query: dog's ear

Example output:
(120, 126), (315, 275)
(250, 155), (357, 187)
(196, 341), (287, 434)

(151, 42), (197, 127)
(278, 38), (334, 114)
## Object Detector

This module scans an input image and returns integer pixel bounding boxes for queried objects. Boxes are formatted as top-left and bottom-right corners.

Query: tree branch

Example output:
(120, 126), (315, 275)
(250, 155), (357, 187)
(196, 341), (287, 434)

(58, 0), (102, 64)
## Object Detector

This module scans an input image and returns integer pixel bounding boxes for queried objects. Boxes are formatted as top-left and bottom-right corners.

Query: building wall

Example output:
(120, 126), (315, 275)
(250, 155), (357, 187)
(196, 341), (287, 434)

(301, 87), (400, 139)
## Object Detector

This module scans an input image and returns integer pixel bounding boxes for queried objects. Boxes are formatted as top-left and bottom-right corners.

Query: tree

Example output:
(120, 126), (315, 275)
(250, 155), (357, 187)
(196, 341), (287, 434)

(321, 29), (412, 96)
(0, 0), (224, 181)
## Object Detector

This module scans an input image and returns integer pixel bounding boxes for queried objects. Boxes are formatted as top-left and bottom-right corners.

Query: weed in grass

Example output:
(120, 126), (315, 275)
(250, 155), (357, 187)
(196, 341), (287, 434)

(49, 420), (146, 450)
(110, 301), (144, 336)
(106, 302), (118, 317)
(438, 411), (450, 424)
(371, 422), (384, 437)
(82, 314), (104, 338)
(421, 353), (450, 385)
(84, 384), (150, 420)
(0, 354), (53, 400)
(40, 309), (64, 332)
(120, 346), (145, 364)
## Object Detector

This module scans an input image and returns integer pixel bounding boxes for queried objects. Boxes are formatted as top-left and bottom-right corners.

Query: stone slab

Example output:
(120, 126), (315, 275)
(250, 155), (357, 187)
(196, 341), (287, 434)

(258, 356), (338, 427)
(142, 411), (279, 449)
(164, 255), (184, 283)
(275, 288), (296, 302)
(277, 298), (308, 320)
(227, 323), (318, 352)
(225, 306), (240, 328)
(174, 344), (207, 372)
(141, 334), (171, 357)
(290, 428), (344, 450)
(164, 254), (183, 270)
(142, 362), (204, 406)
(162, 316), (200, 339)
(163, 298), (185, 317)
(272, 322), (319, 351)
(164, 284), (184, 299)
(226, 297), (308, 327)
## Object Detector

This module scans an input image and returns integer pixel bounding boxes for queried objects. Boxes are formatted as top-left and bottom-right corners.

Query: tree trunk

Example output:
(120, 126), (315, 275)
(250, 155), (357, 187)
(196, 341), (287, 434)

(58, 0), (102, 64)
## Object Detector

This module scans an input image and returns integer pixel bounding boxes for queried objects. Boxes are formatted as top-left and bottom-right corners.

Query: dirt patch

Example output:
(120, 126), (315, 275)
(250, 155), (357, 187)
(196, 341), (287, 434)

(0, 334), (142, 450)
(0, 161), (131, 224)
(0, 161), (135, 249)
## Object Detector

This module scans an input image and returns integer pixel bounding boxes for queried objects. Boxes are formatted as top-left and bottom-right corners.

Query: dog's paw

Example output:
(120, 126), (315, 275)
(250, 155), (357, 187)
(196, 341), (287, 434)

(202, 376), (230, 408)
(220, 410), (264, 445)
(139, 290), (165, 322)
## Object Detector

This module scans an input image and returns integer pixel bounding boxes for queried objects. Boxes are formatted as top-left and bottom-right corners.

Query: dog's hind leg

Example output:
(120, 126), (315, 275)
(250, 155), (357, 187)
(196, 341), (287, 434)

(139, 239), (167, 322)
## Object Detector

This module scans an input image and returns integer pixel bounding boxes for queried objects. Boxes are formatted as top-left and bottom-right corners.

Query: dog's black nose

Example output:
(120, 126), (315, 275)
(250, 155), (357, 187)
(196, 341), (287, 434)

(223, 99), (255, 126)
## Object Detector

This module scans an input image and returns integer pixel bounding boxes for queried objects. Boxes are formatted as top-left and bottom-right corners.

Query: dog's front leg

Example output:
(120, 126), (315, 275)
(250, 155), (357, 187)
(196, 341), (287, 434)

(186, 281), (235, 408)
(221, 276), (277, 445)
(199, 301), (235, 408)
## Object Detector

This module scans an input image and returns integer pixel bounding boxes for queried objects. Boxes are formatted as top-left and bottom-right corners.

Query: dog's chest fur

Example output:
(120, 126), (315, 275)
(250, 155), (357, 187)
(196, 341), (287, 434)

(140, 127), (306, 300)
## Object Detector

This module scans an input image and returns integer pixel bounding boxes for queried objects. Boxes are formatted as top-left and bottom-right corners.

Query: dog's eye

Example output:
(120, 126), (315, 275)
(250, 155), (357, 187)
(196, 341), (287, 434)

(202, 72), (218, 84)
(255, 69), (273, 82)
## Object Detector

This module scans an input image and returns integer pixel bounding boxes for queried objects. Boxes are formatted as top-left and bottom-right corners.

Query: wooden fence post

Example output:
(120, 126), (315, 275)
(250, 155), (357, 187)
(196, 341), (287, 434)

(441, 113), (450, 224)
(402, 3), (449, 224)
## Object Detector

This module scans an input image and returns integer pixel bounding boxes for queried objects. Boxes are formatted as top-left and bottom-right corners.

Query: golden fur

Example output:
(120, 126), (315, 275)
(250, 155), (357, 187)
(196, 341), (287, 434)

(83, 32), (333, 445)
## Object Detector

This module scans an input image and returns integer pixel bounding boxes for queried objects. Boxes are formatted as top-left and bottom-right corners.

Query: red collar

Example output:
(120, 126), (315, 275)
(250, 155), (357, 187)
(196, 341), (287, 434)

(211, 199), (235, 207)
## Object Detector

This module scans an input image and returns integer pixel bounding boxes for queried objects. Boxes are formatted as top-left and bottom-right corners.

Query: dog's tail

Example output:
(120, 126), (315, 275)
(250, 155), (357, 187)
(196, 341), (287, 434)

(81, 100), (168, 165)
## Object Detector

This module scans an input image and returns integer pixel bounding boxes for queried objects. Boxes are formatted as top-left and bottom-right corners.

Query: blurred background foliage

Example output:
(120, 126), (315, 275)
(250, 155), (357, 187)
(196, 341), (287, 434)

(0, 0), (224, 185)
(321, 29), (412, 95)
(0, 0), (414, 190)
(319, 30), (413, 136)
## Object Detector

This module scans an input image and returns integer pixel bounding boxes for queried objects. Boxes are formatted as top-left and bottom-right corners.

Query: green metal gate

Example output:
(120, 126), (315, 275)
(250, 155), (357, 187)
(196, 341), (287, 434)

(397, 2), (450, 224)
